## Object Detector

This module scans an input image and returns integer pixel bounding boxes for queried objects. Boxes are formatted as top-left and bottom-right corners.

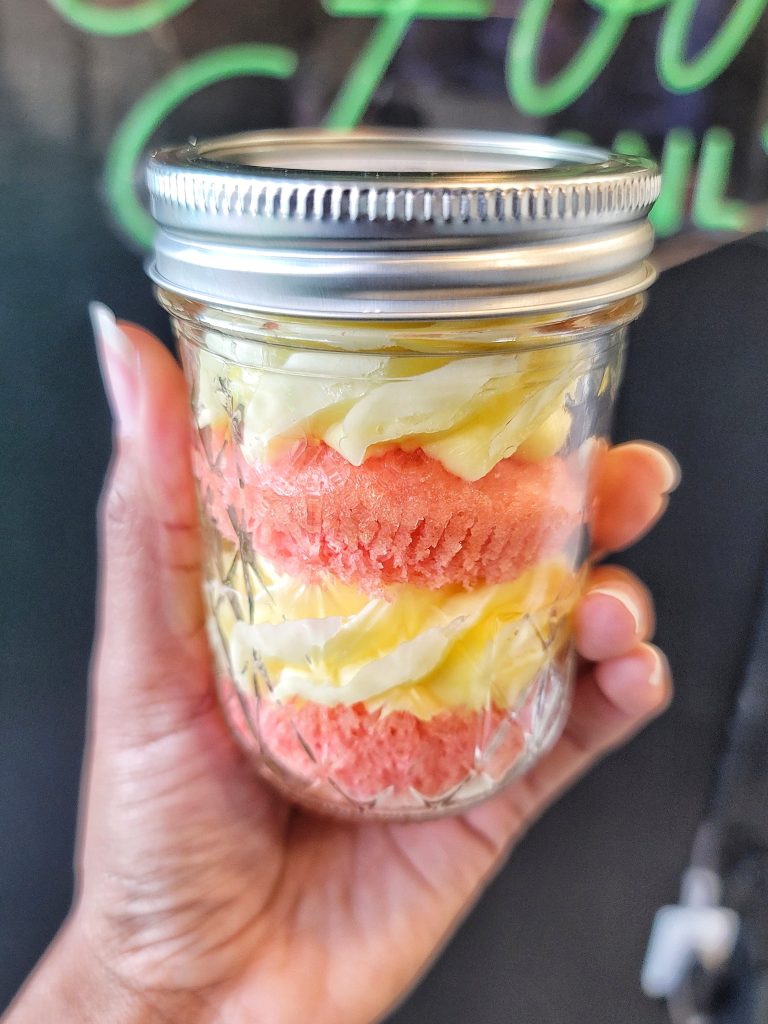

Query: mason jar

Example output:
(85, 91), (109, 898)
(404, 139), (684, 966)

(146, 130), (660, 820)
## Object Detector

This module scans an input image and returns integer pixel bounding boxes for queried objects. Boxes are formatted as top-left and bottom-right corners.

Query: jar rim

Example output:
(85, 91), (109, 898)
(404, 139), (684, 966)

(147, 129), (659, 318)
(149, 128), (659, 237)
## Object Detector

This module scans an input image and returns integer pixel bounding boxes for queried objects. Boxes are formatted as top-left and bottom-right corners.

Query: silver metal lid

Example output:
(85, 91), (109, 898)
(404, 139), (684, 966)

(147, 129), (660, 318)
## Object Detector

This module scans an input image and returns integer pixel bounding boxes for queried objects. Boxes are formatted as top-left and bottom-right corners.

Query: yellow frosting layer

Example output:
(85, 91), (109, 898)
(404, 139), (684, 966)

(208, 551), (580, 718)
(195, 340), (587, 481)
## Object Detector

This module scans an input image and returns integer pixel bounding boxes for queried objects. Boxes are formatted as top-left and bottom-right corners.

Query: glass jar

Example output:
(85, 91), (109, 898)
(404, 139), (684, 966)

(147, 130), (660, 820)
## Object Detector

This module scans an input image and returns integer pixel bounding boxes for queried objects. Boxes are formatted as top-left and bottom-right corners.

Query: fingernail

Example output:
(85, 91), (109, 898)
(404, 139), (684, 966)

(590, 585), (642, 633)
(646, 444), (681, 495)
(647, 645), (666, 689)
(90, 302), (140, 438)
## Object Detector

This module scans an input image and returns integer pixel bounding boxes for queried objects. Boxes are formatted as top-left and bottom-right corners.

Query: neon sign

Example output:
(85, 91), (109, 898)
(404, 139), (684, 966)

(47, 0), (768, 246)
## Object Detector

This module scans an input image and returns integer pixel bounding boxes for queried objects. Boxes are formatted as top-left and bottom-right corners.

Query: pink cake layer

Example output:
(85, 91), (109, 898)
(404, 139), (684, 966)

(195, 437), (581, 591)
(220, 681), (525, 801)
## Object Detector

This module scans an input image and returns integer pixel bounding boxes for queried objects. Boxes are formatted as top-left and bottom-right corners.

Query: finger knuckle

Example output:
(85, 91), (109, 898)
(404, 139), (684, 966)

(99, 462), (150, 542)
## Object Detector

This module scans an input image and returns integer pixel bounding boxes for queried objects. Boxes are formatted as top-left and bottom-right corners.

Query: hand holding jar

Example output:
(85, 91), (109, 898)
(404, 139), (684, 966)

(5, 131), (678, 1024)
(5, 308), (674, 1024)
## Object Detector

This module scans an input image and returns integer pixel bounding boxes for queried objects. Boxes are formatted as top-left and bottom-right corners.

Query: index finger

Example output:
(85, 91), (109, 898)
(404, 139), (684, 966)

(591, 441), (680, 555)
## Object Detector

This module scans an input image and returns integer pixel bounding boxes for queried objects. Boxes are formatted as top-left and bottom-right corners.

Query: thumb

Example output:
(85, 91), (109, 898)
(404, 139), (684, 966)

(89, 303), (213, 746)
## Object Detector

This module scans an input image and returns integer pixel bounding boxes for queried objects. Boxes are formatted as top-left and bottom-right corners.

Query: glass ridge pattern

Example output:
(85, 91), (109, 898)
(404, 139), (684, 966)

(172, 310), (626, 820)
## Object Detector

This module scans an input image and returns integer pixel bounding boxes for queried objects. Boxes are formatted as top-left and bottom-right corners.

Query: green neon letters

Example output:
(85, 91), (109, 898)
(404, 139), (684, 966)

(646, 128), (696, 236)
(44, 0), (768, 243)
(104, 45), (298, 247)
(323, 0), (491, 128)
(692, 127), (749, 230)
(508, 0), (629, 117)
(324, 0), (491, 13)
(45, 0), (198, 36)
(325, 0), (421, 128)
(658, 0), (768, 93)
(508, 0), (768, 115)
(571, 125), (745, 237)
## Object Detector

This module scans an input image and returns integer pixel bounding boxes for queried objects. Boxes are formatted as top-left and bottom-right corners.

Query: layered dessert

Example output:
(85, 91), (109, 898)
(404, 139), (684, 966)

(185, 329), (597, 814)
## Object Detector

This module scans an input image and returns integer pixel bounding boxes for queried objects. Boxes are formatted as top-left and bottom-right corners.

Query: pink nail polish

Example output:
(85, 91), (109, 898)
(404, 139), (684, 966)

(90, 302), (140, 437)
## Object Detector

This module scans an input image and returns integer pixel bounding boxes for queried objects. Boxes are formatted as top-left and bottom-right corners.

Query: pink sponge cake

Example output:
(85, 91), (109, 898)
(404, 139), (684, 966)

(195, 439), (581, 591)
(219, 677), (525, 803)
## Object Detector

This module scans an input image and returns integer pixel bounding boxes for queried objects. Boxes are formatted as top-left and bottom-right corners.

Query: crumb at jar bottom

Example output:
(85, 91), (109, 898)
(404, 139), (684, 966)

(216, 662), (573, 820)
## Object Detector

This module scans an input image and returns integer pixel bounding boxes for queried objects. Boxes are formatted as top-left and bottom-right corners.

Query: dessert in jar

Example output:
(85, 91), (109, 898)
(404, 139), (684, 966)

(146, 130), (660, 819)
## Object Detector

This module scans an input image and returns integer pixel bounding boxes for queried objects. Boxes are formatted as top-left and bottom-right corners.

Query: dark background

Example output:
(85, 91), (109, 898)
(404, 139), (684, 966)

(3, 2), (768, 1021)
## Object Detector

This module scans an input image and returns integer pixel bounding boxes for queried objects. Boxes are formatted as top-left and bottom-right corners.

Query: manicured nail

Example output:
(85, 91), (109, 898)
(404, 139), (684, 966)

(646, 444), (681, 495)
(590, 585), (642, 634)
(90, 302), (140, 437)
(647, 645), (666, 689)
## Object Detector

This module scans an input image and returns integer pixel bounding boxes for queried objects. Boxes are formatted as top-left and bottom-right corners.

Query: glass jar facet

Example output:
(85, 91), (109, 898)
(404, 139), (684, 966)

(164, 296), (634, 820)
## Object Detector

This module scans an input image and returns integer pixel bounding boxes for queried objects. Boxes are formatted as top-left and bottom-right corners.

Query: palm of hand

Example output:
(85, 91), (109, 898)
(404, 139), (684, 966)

(82, 647), (609, 1024)
(83, 634), (538, 1024)
(71, 319), (673, 1024)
